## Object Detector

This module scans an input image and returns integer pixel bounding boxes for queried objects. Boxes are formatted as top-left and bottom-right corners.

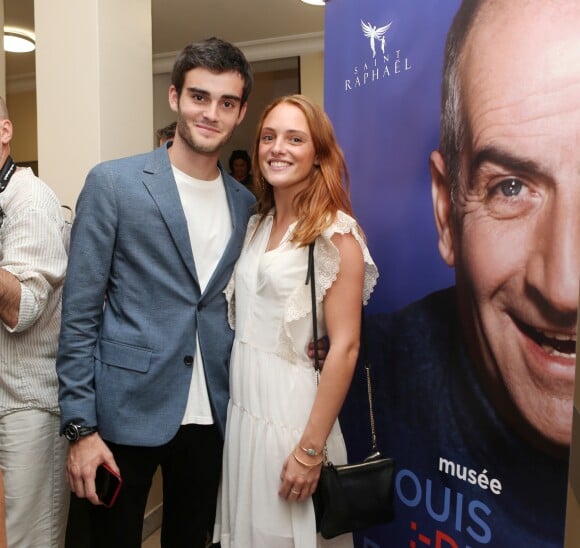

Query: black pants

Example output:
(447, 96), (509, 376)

(89, 424), (223, 548)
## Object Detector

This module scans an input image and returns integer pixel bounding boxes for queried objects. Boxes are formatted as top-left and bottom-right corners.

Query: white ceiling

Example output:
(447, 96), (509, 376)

(4, 0), (325, 79)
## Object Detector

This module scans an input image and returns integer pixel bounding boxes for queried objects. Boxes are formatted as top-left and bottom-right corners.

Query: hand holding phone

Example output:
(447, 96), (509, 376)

(95, 464), (122, 508)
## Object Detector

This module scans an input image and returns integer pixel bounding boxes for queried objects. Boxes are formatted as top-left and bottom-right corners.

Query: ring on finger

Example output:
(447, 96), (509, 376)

(290, 488), (300, 495)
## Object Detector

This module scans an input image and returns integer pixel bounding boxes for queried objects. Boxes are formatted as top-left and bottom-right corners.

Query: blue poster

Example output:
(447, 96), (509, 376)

(324, 0), (457, 314)
(326, 1), (572, 547)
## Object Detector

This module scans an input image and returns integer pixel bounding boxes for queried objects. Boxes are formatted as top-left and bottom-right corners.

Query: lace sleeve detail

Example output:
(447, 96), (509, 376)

(317, 210), (379, 306)
(281, 211), (379, 360)
(224, 273), (235, 329)
(223, 214), (261, 330)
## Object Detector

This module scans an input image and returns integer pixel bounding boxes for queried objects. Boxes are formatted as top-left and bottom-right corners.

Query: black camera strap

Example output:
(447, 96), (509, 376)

(0, 156), (16, 193)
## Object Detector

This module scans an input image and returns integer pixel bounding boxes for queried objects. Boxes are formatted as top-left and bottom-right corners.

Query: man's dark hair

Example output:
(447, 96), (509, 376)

(171, 37), (253, 104)
(439, 0), (484, 197)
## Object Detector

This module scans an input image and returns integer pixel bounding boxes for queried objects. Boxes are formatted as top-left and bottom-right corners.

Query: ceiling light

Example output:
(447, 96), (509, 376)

(3, 28), (36, 53)
(301, 0), (325, 6)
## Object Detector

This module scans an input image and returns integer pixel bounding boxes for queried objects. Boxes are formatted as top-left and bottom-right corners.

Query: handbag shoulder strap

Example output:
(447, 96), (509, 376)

(360, 312), (379, 453)
(306, 241), (379, 454)
(307, 242), (321, 372)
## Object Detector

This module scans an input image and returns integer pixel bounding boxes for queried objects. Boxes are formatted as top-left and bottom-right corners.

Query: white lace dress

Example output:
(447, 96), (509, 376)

(213, 211), (378, 548)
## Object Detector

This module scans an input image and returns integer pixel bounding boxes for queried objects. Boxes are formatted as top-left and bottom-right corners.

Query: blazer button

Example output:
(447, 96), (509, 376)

(184, 355), (194, 366)
(197, 302), (204, 311)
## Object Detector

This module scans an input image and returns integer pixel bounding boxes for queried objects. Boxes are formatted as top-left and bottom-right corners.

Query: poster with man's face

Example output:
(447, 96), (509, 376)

(325, 1), (579, 546)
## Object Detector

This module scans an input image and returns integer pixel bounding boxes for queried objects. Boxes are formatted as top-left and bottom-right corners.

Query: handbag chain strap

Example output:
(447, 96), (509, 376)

(360, 312), (379, 453)
(306, 242), (379, 457)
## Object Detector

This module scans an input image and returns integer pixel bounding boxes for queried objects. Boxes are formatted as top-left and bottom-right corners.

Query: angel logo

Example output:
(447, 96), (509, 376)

(361, 20), (393, 58)
(342, 18), (411, 93)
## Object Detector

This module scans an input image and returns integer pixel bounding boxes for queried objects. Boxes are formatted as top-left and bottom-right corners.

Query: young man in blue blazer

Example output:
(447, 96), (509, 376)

(57, 38), (255, 547)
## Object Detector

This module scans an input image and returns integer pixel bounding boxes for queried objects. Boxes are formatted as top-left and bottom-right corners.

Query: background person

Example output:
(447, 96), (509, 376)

(227, 148), (253, 188)
(156, 121), (176, 146)
(0, 96), (69, 547)
(214, 94), (378, 547)
(57, 38), (255, 548)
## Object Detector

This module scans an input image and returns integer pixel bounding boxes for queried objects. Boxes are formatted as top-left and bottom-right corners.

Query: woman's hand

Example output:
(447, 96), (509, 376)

(278, 449), (322, 502)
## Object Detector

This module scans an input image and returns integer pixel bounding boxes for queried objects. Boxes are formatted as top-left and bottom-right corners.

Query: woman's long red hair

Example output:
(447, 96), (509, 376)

(252, 94), (357, 246)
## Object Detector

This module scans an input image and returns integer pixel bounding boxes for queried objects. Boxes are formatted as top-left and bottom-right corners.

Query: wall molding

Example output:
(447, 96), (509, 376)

(153, 31), (324, 75)
(7, 32), (324, 94)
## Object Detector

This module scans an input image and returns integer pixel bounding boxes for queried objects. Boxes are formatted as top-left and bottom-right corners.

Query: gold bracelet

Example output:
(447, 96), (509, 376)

(293, 450), (323, 468)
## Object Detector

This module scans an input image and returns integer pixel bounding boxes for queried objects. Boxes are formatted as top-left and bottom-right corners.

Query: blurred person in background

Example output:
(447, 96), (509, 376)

(156, 121), (177, 146)
(228, 148), (253, 189)
(0, 95), (69, 547)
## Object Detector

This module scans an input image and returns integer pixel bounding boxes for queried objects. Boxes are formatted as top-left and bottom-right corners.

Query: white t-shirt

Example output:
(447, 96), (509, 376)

(173, 166), (232, 425)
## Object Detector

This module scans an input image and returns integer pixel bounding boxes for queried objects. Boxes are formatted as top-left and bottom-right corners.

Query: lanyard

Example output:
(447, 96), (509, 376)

(0, 156), (16, 193)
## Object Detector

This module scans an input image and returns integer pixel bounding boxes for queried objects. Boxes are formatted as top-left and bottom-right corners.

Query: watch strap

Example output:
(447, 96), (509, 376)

(64, 422), (98, 441)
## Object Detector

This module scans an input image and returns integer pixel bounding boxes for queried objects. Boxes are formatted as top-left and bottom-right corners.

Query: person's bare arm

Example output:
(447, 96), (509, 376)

(279, 233), (364, 500)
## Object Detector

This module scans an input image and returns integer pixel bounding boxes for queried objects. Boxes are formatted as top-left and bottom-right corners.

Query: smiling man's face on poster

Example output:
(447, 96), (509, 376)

(431, 0), (580, 454)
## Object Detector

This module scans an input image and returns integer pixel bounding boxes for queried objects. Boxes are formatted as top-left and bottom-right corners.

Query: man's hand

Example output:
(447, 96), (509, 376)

(307, 336), (329, 369)
(66, 433), (120, 506)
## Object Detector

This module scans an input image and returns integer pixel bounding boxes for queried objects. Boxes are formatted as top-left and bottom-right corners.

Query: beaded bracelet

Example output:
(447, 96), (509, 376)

(299, 446), (320, 457)
(293, 450), (323, 468)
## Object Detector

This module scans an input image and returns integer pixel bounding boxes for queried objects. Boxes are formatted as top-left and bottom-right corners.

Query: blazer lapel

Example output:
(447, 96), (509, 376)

(141, 146), (200, 287)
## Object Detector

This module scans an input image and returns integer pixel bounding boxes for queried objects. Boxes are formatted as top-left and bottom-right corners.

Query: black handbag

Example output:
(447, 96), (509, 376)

(306, 242), (395, 540)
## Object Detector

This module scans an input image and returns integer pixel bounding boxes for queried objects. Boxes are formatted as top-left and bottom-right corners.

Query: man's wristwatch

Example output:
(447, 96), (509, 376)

(64, 422), (98, 442)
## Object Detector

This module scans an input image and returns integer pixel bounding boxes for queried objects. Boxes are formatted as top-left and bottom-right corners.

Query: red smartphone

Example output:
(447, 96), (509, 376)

(95, 463), (122, 508)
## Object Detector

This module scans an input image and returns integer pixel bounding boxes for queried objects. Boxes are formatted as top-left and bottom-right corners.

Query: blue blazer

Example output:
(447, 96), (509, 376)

(56, 145), (255, 446)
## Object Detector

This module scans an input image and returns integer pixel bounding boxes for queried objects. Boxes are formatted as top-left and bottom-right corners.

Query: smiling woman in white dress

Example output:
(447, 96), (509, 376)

(214, 94), (378, 548)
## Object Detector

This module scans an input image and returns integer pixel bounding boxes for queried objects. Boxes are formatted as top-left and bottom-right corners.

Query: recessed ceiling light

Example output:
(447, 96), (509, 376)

(301, 0), (325, 6)
(3, 28), (36, 53)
